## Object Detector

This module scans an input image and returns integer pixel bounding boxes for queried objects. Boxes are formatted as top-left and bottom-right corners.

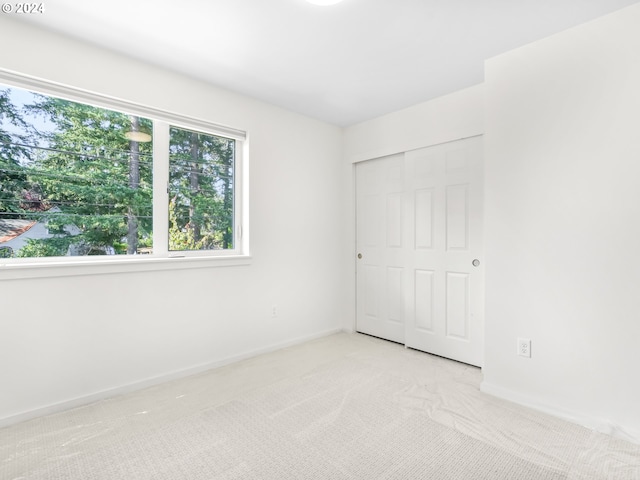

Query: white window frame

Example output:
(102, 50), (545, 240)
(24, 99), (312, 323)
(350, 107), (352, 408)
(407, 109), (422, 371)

(0, 69), (250, 280)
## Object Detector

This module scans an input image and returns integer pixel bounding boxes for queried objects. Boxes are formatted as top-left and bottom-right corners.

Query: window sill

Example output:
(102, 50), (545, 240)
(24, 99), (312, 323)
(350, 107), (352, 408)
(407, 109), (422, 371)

(0, 255), (252, 280)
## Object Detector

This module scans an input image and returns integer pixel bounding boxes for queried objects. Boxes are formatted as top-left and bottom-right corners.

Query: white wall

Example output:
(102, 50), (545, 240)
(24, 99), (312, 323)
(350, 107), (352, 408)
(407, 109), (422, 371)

(482, 3), (640, 442)
(0, 18), (350, 424)
(343, 84), (484, 164)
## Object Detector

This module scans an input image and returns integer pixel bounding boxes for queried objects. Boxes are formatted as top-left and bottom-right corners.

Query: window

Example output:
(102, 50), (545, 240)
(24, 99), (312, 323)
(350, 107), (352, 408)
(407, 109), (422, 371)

(0, 75), (246, 267)
(169, 126), (235, 252)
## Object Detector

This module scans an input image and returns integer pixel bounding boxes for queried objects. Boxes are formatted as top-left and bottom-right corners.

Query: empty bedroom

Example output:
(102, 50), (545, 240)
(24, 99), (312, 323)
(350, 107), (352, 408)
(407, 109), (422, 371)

(1, 1), (639, 478)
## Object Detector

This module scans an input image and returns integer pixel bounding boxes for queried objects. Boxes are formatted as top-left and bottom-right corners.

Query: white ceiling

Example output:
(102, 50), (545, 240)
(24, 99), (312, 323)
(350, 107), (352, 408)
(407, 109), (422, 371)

(18, 0), (639, 126)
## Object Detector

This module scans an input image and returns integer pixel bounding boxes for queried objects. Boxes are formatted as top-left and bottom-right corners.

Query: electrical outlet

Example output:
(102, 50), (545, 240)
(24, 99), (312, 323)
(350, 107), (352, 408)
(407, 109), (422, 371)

(517, 338), (531, 357)
(271, 305), (278, 317)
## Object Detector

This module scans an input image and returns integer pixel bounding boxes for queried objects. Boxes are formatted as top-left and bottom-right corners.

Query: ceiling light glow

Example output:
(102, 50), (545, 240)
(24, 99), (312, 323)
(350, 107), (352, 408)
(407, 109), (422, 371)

(306, 0), (343, 5)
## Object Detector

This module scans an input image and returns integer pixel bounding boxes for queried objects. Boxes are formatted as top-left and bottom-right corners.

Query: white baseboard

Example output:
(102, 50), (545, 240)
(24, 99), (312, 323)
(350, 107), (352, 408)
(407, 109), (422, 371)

(0, 328), (344, 429)
(480, 381), (640, 445)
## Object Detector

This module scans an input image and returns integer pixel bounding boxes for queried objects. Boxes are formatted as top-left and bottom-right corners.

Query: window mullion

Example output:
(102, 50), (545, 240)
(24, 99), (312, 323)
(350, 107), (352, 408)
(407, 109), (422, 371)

(152, 121), (170, 257)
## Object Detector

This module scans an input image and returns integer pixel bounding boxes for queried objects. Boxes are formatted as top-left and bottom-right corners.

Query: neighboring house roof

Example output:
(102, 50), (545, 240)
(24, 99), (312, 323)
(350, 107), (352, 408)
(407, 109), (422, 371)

(0, 219), (37, 243)
(0, 217), (58, 254)
(0, 212), (83, 256)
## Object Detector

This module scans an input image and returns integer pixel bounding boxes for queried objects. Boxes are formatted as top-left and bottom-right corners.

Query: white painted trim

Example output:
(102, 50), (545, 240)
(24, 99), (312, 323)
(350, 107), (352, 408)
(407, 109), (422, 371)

(348, 134), (485, 165)
(0, 255), (252, 280)
(0, 328), (344, 429)
(480, 381), (640, 445)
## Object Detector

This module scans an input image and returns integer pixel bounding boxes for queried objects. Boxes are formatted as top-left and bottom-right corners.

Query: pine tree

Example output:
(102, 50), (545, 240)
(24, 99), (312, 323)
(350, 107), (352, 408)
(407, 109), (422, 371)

(168, 127), (234, 251)
(21, 95), (153, 255)
(1, 85), (235, 258)
(0, 89), (31, 217)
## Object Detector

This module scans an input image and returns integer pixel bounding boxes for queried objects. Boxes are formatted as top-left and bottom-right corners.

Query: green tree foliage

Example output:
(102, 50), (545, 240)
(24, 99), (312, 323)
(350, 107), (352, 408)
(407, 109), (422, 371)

(24, 96), (153, 255)
(0, 89), (31, 216)
(16, 236), (72, 258)
(0, 85), (235, 258)
(169, 127), (234, 251)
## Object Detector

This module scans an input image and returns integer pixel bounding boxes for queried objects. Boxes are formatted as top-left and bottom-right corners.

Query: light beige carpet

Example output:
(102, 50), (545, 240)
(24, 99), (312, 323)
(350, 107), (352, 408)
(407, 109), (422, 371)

(1, 333), (638, 479)
(12, 365), (567, 479)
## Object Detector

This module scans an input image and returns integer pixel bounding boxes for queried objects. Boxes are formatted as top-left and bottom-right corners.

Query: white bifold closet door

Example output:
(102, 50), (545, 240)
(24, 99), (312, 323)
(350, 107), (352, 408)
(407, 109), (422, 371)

(355, 136), (484, 367)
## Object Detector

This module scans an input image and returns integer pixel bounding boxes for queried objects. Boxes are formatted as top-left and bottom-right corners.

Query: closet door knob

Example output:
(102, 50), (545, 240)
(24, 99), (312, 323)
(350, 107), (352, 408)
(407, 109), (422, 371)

(472, 259), (480, 267)
(357, 253), (363, 259)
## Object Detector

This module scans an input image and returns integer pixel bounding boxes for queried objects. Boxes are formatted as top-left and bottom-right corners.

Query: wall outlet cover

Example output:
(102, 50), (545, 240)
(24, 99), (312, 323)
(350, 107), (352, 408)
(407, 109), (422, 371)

(517, 338), (531, 357)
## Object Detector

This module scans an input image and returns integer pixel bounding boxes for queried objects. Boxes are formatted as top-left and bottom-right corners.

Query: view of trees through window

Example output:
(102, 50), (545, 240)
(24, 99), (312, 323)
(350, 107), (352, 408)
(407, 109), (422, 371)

(169, 126), (235, 252)
(0, 84), (235, 259)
